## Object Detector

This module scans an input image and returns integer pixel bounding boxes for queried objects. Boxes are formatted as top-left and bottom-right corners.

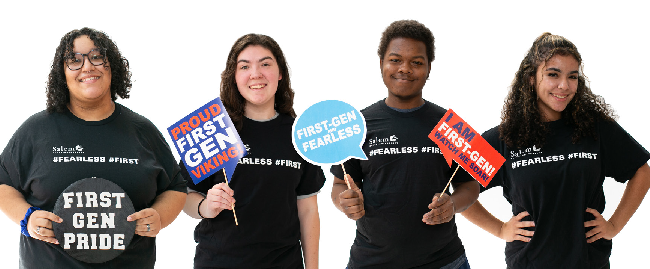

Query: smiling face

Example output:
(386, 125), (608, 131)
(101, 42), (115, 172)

(64, 35), (112, 107)
(234, 45), (282, 112)
(534, 54), (580, 121)
(381, 37), (430, 108)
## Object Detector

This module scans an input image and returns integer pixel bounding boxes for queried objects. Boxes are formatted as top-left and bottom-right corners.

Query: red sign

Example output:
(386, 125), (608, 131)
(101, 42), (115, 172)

(428, 109), (505, 187)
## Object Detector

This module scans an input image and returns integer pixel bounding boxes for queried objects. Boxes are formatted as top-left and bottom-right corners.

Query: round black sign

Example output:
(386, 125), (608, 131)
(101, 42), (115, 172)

(52, 177), (136, 263)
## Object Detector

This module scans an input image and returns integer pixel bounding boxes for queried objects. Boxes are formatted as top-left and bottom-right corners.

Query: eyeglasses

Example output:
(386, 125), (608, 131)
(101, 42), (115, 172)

(65, 49), (106, 71)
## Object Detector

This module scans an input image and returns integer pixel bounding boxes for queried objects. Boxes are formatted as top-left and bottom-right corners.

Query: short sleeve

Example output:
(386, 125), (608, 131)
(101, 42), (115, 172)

(330, 158), (363, 183)
(296, 162), (326, 196)
(0, 130), (30, 197)
(600, 120), (650, 183)
(0, 138), (16, 187)
(146, 129), (187, 195)
(480, 126), (506, 192)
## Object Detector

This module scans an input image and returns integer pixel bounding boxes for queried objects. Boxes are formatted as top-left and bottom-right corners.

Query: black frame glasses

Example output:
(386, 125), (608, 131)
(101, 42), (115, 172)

(65, 48), (106, 71)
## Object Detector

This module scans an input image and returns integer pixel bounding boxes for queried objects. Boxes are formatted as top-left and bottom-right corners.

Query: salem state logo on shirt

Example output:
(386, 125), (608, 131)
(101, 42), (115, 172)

(509, 145), (542, 159)
(53, 145), (85, 154)
(368, 135), (399, 148)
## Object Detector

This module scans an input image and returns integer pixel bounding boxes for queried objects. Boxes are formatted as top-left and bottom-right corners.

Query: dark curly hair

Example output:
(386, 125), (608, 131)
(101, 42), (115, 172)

(220, 34), (295, 131)
(500, 32), (616, 149)
(378, 20), (435, 63)
(46, 27), (131, 113)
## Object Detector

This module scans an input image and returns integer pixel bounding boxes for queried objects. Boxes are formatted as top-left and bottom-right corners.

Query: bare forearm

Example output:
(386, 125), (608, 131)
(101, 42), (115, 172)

(183, 191), (207, 219)
(450, 180), (480, 213)
(0, 184), (32, 225)
(461, 201), (505, 238)
(151, 190), (186, 229)
(298, 196), (320, 269)
(608, 164), (650, 233)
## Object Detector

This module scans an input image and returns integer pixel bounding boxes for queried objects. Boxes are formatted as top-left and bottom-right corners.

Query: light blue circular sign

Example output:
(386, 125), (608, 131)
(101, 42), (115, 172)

(292, 100), (367, 165)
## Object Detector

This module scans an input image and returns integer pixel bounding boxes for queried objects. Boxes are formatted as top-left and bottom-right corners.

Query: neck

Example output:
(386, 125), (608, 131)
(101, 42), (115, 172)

(384, 95), (425, 110)
(244, 102), (276, 121)
(68, 100), (115, 121)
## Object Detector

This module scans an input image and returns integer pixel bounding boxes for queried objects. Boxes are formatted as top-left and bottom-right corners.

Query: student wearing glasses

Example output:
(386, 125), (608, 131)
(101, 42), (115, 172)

(0, 27), (187, 268)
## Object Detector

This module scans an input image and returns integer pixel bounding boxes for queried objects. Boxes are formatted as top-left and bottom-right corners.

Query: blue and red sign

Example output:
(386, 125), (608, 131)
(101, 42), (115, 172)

(167, 98), (247, 184)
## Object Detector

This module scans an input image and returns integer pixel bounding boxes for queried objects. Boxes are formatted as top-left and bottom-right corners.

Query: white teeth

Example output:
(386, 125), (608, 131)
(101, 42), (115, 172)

(250, 84), (265, 89)
(81, 76), (99, 82)
(552, 94), (568, 99)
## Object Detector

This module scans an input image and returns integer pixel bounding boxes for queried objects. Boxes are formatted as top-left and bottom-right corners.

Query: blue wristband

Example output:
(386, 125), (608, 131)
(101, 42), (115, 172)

(20, 206), (41, 237)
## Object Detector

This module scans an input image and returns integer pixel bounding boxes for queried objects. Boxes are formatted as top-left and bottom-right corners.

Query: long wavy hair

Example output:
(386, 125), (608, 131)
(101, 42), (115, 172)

(220, 34), (295, 131)
(46, 27), (132, 113)
(500, 32), (616, 149)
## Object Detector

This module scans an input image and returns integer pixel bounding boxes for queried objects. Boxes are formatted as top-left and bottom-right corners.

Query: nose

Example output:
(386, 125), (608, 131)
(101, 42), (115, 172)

(398, 62), (411, 74)
(80, 55), (96, 72)
(249, 66), (263, 79)
(558, 76), (569, 90)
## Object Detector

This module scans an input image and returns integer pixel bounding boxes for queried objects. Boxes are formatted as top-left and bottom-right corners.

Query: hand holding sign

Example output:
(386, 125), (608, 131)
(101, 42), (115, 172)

(292, 100), (368, 219)
(338, 175), (365, 220)
(27, 210), (63, 244)
(52, 177), (136, 264)
(167, 97), (246, 225)
(201, 182), (236, 218)
(422, 193), (455, 225)
(127, 208), (161, 237)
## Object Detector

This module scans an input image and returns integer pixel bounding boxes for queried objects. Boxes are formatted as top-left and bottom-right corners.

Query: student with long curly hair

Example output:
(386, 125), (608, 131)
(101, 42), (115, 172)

(0, 27), (187, 268)
(461, 32), (650, 268)
(181, 34), (325, 269)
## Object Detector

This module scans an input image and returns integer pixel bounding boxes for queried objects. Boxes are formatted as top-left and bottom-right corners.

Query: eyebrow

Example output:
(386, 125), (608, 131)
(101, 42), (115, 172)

(546, 67), (579, 74)
(237, 56), (274, 64)
(387, 52), (426, 60)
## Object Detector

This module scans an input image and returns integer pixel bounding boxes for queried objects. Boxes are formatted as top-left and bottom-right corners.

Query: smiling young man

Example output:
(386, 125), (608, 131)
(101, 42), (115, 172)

(331, 20), (480, 268)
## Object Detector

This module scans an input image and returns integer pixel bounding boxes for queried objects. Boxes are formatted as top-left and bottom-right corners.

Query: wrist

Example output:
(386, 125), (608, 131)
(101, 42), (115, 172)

(20, 206), (40, 237)
(197, 198), (206, 219)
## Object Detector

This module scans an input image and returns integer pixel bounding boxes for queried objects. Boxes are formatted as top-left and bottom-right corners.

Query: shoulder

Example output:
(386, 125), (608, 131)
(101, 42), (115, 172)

(482, 125), (501, 141)
(12, 110), (57, 136)
(423, 100), (446, 115)
(278, 113), (295, 126)
(116, 104), (159, 132)
(360, 100), (385, 115)
(482, 125), (504, 150)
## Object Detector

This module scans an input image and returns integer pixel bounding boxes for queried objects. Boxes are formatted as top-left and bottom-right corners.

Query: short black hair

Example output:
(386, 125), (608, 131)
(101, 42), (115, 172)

(378, 20), (435, 63)
(46, 27), (132, 113)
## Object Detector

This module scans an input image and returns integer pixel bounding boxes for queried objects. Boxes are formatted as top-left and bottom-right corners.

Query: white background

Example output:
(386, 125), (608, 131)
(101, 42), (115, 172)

(1, 1), (648, 268)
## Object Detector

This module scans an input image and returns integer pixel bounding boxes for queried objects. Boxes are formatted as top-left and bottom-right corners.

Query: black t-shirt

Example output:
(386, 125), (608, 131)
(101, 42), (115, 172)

(483, 118), (650, 269)
(183, 113), (326, 269)
(330, 100), (474, 269)
(0, 103), (187, 269)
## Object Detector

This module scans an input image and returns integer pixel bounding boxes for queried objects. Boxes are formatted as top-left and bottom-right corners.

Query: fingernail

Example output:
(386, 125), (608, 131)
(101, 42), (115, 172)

(54, 240), (59, 244)
(127, 216), (132, 221)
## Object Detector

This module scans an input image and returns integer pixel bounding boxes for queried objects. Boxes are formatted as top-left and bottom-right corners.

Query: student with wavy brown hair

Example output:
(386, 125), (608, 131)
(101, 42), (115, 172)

(181, 34), (325, 269)
(461, 33), (650, 268)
